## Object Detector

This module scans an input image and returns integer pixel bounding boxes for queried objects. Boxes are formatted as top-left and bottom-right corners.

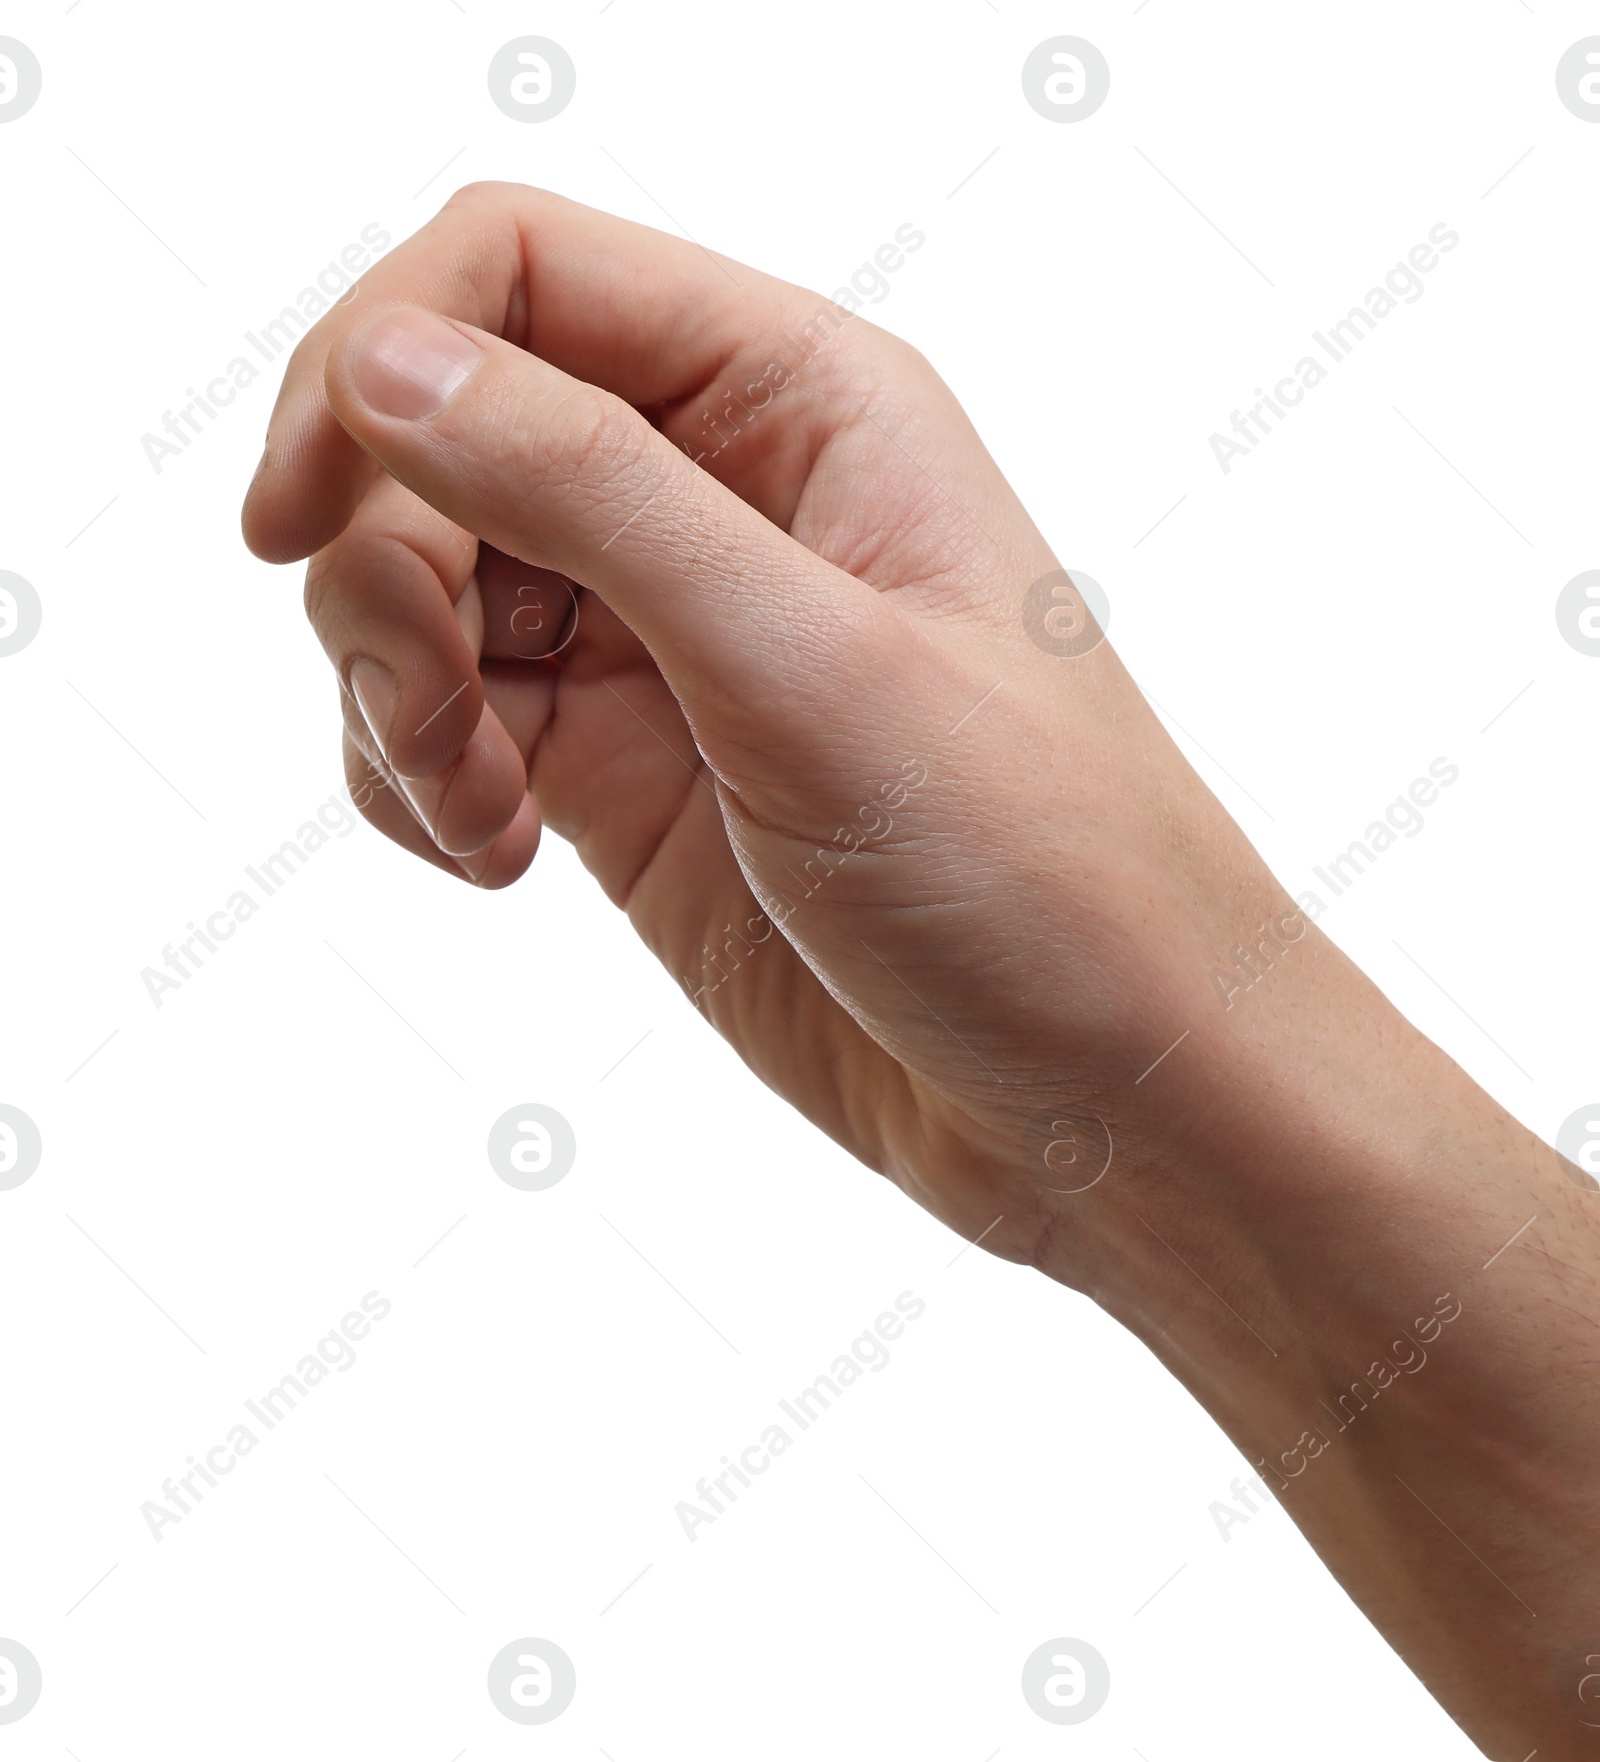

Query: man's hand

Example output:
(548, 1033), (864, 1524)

(243, 183), (1600, 1759)
(242, 181), (1274, 1277)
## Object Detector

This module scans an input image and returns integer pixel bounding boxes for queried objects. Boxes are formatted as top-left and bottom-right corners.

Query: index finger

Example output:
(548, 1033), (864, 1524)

(242, 181), (837, 564)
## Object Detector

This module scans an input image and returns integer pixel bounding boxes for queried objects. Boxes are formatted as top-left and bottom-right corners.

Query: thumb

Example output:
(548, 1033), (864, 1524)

(325, 305), (894, 752)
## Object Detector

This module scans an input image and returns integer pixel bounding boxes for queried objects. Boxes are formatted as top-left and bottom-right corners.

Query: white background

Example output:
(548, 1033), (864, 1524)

(2, 2), (1596, 1756)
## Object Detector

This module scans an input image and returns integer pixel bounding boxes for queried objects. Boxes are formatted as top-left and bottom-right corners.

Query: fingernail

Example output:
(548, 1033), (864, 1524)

(398, 771), (486, 862)
(457, 848), (491, 884)
(354, 310), (483, 420)
(395, 771), (446, 843)
(349, 659), (398, 754)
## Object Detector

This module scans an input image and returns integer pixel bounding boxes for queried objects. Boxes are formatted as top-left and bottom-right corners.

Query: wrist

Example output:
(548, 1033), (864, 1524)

(1036, 922), (1486, 1382)
(1043, 915), (1583, 1448)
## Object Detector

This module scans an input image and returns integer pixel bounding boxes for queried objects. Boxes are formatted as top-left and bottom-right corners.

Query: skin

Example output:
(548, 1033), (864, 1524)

(243, 183), (1599, 1757)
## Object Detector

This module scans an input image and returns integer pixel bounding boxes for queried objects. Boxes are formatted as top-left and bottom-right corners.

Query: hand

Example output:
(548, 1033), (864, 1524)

(242, 181), (1284, 1283)
(243, 183), (1600, 1759)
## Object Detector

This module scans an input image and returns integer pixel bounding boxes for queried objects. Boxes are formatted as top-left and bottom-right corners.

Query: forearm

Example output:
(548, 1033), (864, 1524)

(1053, 927), (1600, 1756)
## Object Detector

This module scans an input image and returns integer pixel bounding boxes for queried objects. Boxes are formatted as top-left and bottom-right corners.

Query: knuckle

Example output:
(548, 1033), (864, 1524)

(531, 386), (653, 509)
(881, 333), (943, 388)
(843, 320), (940, 392)
(447, 178), (534, 211)
(775, 293), (948, 407)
